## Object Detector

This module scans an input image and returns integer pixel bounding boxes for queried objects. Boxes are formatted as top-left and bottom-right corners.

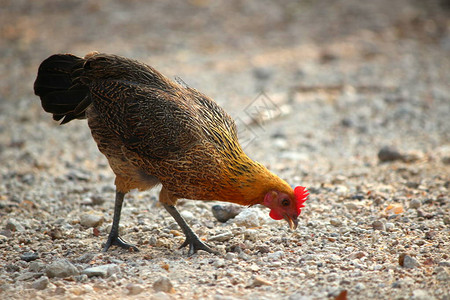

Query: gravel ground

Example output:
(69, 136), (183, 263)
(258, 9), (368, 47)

(1, 1), (449, 299)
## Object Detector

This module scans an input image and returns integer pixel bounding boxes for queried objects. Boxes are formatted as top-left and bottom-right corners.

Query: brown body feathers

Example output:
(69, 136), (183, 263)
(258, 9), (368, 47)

(34, 53), (292, 207)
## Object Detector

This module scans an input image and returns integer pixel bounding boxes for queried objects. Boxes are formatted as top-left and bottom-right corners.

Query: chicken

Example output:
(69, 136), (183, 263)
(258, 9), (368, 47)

(34, 52), (309, 255)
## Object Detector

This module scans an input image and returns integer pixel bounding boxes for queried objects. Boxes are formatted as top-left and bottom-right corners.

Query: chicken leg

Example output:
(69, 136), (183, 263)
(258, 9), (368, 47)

(103, 191), (139, 252)
(162, 203), (217, 255)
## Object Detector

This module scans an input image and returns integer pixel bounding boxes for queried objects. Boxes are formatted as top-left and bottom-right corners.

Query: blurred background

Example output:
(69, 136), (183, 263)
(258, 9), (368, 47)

(1, 0), (449, 106)
(0, 2), (449, 299)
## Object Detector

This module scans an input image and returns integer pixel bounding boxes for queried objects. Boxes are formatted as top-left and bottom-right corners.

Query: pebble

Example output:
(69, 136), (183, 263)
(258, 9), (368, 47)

(225, 252), (237, 260)
(82, 264), (120, 278)
(153, 276), (174, 293)
(213, 259), (226, 268)
(372, 220), (385, 231)
(32, 276), (49, 290)
(16, 272), (38, 281)
(211, 204), (243, 223)
(267, 250), (284, 260)
(330, 219), (342, 227)
(180, 210), (194, 221)
(232, 208), (269, 228)
(5, 218), (25, 232)
(80, 212), (104, 228)
(435, 267), (450, 282)
(331, 175), (347, 184)
(252, 66), (273, 81)
(444, 216), (450, 225)
(385, 222), (395, 231)
(29, 261), (46, 272)
(247, 276), (273, 287)
(399, 253), (419, 268)
(208, 231), (233, 242)
(334, 185), (349, 196)
(345, 202), (360, 210)
(410, 199), (421, 209)
(46, 259), (80, 278)
(21, 252), (39, 262)
(126, 283), (145, 295)
(412, 289), (435, 300)
(244, 229), (259, 241)
(378, 146), (403, 162)
(77, 253), (96, 264)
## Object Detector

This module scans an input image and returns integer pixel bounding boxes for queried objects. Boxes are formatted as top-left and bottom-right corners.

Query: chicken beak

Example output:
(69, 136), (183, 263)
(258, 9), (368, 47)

(285, 215), (298, 230)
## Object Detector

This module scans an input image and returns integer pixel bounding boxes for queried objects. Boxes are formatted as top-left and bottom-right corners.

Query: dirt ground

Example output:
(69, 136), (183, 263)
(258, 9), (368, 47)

(0, 0), (449, 299)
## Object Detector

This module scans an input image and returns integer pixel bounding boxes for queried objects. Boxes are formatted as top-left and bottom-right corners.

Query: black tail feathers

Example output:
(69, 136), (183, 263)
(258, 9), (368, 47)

(34, 54), (91, 124)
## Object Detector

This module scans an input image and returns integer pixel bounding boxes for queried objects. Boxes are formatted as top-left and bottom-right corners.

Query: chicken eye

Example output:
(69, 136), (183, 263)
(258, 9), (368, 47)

(281, 198), (290, 207)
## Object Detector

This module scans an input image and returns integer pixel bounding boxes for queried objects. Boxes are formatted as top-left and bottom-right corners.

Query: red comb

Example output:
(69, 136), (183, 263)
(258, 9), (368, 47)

(294, 186), (309, 215)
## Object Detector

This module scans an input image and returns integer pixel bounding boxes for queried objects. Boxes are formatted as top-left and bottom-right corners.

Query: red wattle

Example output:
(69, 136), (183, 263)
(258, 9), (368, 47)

(269, 209), (283, 220)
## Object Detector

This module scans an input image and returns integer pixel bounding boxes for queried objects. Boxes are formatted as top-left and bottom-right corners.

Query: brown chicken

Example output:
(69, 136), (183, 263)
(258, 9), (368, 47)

(34, 52), (309, 255)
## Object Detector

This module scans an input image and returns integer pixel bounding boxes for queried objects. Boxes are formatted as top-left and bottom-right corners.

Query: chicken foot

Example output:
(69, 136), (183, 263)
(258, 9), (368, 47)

(162, 203), (217, 255)
(103, 191), (139, 252)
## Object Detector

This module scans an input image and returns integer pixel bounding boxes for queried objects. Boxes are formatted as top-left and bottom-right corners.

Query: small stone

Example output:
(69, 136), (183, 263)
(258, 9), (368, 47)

(348, 251), (366, 260)
(5, 264), (19, 272)
(55, 287), (66, 295)
(436, 268), (450, 282)
(327, 274), (337, 282)
(29, 261), (46, 272)
(77, 253), (96, 264)
(180, 210), (194, 221)
(82, 264), (120, 278)
(345, 202), (360, 210)
(334, 185), (349, 196)
(32, 276), (49, 290)
(91, 195), (106, 206)
(248, 264), (260, 272)
(378, 146), (403, 162)
(385, 222), (395, 231)
(208, 231), (233, 242)
(399, 253), (419, 268)
(355, 282), (365, 290)
(425, 231), (436, 240)
(248, 276), (273, 287)
(225, 253), (237, 261)
(443, 216), (450, 225)
(243, 229), (259, 241)
(75, 274), (89, 282)
(16, 272), (38, 281)
(5, 218), (25, 232)
(127, 283), (145, 295)
(21, 252), (39, 262)
(267, 251), (284, 260)
(152, 292), (171, 300)
(409, 199), (421, 209)
(402, 151), (422, 163)
(438, 261), (450, 267)
(442, 156), (450, 165)
(256, 245), (270, 254)
(80, 212), (104, 228)
(213, 259), (226, 268)
(153, 276), (174, 293)
(332, 175), (347, 184)
(372, 220), (385, 231)
(330, 219), (342, 227)
(211, 204), (243, 223)
(253, 66), (273, 81)
(232, 208), (267, 228)
(46, 259), (80, 278)
(411, 289), (434, 300)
